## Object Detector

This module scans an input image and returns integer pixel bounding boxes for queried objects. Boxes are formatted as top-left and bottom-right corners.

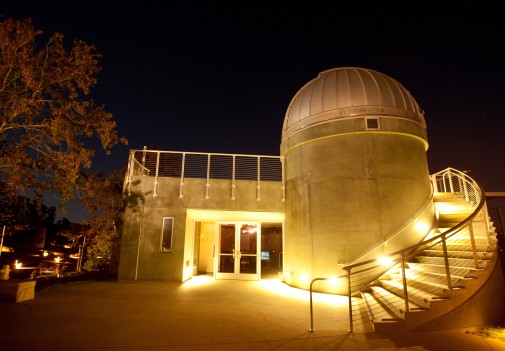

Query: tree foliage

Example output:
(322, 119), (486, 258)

(0, 194), (55, 232)
(78, 170), (125, 271)
(0, 18), (127, 203)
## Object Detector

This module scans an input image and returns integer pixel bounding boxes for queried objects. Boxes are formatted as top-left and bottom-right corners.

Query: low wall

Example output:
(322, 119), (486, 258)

(0, 280), (36, 302)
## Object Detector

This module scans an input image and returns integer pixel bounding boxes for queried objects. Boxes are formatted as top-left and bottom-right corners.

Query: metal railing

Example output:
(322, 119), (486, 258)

(123, 148), (285, 201)
(309, 168), (495, 333)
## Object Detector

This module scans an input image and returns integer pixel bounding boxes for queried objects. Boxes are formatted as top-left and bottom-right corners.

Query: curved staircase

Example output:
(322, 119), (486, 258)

(346, 168), (502, 332)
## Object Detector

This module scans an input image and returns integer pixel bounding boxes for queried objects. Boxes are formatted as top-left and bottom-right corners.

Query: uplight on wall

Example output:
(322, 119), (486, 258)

(299, 273), (309, 282)
(326, 277), (341, 286)
(415, 220), (429, 233)
(377, 256), (393, 266)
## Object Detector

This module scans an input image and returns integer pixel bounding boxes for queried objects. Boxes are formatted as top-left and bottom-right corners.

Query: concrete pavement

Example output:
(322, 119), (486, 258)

(1, 276), (505, 350)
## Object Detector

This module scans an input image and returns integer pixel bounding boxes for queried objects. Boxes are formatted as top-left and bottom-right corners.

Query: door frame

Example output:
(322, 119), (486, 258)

(184, 210), (284, 282)
(214, 221), (260, 280)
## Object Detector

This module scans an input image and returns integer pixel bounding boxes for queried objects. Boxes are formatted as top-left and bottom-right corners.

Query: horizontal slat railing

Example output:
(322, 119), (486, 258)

(124, 148), (285, 201)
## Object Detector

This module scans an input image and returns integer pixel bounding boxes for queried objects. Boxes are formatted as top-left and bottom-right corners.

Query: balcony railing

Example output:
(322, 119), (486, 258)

(123, 148), (285, 201)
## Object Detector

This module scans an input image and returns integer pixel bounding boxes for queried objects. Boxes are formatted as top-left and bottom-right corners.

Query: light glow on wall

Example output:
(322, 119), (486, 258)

(415, 220), (429, 233)
(377, 256), (393, 266)
(326, 277), (341, 286)
(299, 274), (309, 282)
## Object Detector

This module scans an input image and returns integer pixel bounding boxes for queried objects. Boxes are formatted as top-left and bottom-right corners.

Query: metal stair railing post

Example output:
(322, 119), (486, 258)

(400, 253), (410, 313)
(124, 150), (134, 195)
(153, 151), (160, 197)
(431, 174), (438, 193)
(462, 174), (470, 203)
(347, 269), (353, 333)
(309, 277), (332, 332)
(441, 234), (453, 289)
(205, 153), (211, 199)
(484, 204), (492, 239)
(256, 156), (261, 201)
(468, 222), (480, 268)
(281, 157), (286, 202)
(141, 146), (147, 169)
(231, 155), (236, 200)
(179, 152), (186, 198)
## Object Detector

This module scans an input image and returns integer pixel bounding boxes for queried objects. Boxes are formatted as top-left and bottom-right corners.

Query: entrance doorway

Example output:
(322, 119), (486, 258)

(215, 222), (259, 280)
(186, 210), (284, 282)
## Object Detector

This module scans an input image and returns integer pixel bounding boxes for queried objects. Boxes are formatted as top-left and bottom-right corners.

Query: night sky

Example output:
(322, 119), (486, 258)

(2, 1), (505, 221)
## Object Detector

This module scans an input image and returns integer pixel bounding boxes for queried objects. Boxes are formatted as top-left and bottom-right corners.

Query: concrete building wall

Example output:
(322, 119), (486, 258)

(118, 175), (284, 281)
(281, 117), (435, 292)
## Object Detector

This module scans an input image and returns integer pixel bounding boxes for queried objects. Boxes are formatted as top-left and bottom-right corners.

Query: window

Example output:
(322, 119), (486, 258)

(366, 118), (380, 130)
(161, 217), (174, 252)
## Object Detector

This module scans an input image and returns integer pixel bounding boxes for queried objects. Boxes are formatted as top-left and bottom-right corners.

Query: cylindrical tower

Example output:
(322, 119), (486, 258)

(281, 67), (435, 293)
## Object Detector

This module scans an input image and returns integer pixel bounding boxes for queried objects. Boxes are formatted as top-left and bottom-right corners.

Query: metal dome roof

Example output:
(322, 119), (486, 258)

(282, 67), (426, 140)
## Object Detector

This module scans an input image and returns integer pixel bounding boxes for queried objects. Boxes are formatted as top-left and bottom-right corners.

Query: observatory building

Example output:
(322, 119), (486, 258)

(118, 67), (504, 330)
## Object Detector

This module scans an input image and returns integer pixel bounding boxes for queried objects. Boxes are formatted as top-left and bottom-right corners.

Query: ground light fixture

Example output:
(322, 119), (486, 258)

(377, 256), (393, 266)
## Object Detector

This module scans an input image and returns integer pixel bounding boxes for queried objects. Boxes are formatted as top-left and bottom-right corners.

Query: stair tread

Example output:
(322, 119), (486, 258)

(362, 291), (402, 322)
(371, 285), (424, 312)
(380, 278), (445, 302)
(406, 262), (483, 277)
(353, 189), (497, 331)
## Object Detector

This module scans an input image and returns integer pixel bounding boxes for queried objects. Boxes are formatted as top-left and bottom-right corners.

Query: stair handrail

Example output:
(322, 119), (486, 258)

(349, 181), (435, 266)
(340, 167), (492, 333)
(342, 170), (488, 273)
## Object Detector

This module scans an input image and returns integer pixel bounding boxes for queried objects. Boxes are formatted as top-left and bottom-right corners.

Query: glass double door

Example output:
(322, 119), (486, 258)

(215, 222), (259, 280)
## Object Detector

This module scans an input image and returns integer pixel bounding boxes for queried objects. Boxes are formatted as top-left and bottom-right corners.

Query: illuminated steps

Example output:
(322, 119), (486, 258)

(358, 191), (498, 332)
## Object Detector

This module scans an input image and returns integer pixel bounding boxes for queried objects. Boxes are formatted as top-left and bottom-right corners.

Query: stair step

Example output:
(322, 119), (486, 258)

(433, 192), (466, 201)
(406, 262), (483, 279)
(370, 285), (426, 314)
(402, 268), (469, 288)
(421, 249), (494, 260)
(361, 291), (403, 323)
(379, 279), (446, 309)
(414, 255), (489, 269)
(352, 190), (498, 331)
(388, 272), (457, 298)
(438, 213), (472, 219)
(429, 243), (497, 253)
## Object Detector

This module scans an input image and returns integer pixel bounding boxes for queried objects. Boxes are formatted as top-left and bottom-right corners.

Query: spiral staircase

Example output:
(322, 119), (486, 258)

(345, 168), (503, 332)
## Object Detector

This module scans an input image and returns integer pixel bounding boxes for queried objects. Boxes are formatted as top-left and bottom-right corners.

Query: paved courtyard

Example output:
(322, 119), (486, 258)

(1, 276), (505, 350)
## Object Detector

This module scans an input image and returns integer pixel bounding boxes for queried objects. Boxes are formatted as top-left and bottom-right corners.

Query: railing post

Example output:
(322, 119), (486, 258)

(468, 222), (480, 269)
(484, 204), (492, 237)
(309, 277), (326, 332)
(400, 253), (410, 313)
(431, 174), (438, 193)
(462, 176), (469, 202)
(441, 235), (453, 289)
(448, 170), (455, 193)
(231, 155), (236, 200)
(281, 156), (286, 202)
(256, 156), (261, 201)
(205, 153), (211, 199)
(347, 269), (353, 334)
(124, 150), (134, 196)
(179, 152), (186, 198)
(142, 146), (147, 169)
(153, 151), (160, 197)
